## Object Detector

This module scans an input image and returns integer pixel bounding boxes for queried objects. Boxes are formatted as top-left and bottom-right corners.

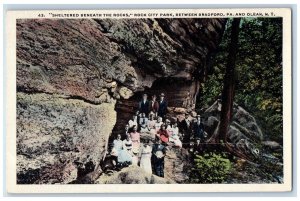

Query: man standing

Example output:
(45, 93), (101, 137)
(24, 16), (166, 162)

(152, 138), (167, 177)
(158, 93), (168, 119)
(180, 113), (192, 148)
(193, 115), (205, 141)
(138, 94), (149, 116)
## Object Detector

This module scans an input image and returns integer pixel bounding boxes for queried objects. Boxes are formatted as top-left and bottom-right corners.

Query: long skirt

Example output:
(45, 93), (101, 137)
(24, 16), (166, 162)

(132, 140), (140, 154)
(140, 153), (152, 174)
(131, 154), (139, 166)
(118, 150), (132, 163)
(169, 136), (182, 148)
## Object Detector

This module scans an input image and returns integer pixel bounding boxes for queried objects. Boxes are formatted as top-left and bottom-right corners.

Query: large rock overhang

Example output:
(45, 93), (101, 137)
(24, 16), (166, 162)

(16, 18), (227, 184)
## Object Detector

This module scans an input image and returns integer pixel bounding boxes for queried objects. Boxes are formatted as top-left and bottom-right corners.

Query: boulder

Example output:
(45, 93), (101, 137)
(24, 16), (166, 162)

(202, 100), (264, 158)
(118, 86), (133, 99)
(174, 107), (187, 114)
(95, 166), (175, 184)
(262, 141), (283, 152)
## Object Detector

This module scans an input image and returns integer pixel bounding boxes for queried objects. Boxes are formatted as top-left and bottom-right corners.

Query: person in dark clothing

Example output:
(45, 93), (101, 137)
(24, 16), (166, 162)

(138, 94), (150, 116)
(194, 138), (203, 155)
(193, 115), (205, 141)
(180, 113), (192, 148)
(124, 124), (130, 138)
(152, 138), (167, 177)
(158, 93), (168, 119)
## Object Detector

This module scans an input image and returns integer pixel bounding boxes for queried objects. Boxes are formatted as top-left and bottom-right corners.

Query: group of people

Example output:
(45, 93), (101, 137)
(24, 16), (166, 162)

(110, 129), (168, 177)
(110, 92), (206, 178)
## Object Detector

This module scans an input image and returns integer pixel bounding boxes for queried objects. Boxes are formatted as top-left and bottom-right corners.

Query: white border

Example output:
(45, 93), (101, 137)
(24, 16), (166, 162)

(5, 8), (292, 193)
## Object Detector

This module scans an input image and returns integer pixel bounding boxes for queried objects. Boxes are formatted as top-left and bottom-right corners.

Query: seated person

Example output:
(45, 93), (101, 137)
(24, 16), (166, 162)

(154, 117), (163, 132)
(124, 124), (130, 137)
(123, 135), (133, 155)
(128, 115), (138, 132)
(156, 124), (169, 144)
(113, 134), (123, 153)
(165, 119), (173, 135)
(112, 134), (123, 165)
(194, 138), (203, 155)
(147, 113), (157, 137)
(169, 122), (182, 148)
(114, 135), (133, 166)
(139, 113), (149, 133)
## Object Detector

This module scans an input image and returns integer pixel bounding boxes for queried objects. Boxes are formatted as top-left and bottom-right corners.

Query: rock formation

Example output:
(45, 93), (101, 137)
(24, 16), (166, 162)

(164, 147), (191, 183)
(16, 18), (227, 184)
(202, 100), (263, 158)
(95, 166), (175, 184)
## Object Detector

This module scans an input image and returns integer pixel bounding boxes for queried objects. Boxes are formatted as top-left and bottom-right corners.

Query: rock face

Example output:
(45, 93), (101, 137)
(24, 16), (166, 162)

(17, 92), (116, 184)
(202, 100), (263, 157)
(16, 18), (227, 184)
(164, 147), (191, 183)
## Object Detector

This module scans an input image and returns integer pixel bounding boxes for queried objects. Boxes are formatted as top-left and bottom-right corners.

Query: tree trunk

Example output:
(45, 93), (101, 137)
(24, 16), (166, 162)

(218, 18), (241, 143)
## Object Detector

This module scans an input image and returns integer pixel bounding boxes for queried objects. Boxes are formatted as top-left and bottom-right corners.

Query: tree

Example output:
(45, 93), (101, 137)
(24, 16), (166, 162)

(207, 18), (241, 144)
(218, 18), (241, 143)
(201, 18), (283, 143)
(208, 18), (252, 160)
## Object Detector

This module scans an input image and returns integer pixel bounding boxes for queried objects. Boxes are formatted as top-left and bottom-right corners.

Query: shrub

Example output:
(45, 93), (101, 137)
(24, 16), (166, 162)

(190, 152), (232, 183)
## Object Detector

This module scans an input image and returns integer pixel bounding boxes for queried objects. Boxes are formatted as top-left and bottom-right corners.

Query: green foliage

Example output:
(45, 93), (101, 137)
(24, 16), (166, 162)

(190, 152), (232, 183)
(199, 18), (283, 142)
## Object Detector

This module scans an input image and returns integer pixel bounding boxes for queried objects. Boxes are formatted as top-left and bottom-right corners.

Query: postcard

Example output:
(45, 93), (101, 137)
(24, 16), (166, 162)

(5, 8), (292, 193)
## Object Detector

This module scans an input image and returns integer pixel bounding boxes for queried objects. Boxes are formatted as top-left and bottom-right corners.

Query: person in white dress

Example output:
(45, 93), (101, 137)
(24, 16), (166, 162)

(113, 134), (123, 156)
(139, 139), (152, 174)
(165, 119), (173, 135)
(113, 134), (133, 166)
(120, 135), (133, 165)
(139, 113), (149, 133)
(128, 115), (138, 131)
(147, 114), (157, 138)
(154, 117), (163, 132)
(169, 122), (182, 148)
